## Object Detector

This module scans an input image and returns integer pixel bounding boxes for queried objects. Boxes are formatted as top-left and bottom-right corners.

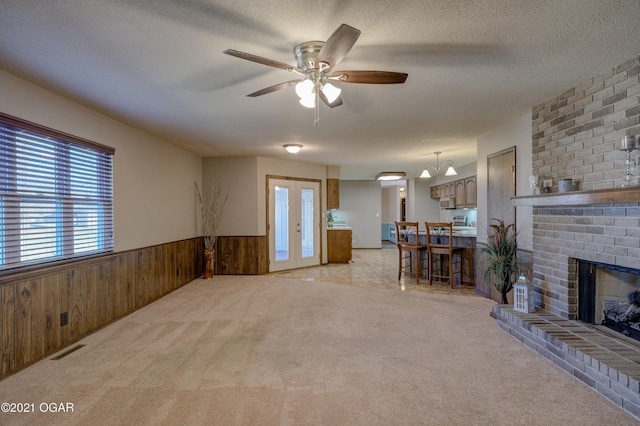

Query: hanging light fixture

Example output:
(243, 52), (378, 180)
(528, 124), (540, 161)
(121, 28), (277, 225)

(419, 151), (457, 178)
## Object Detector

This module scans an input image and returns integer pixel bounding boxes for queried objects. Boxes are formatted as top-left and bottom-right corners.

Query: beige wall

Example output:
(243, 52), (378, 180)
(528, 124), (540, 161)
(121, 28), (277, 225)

(202, 155), (329, 261)
(339, 180), (382, 248)
(381, 186), (400, 223)
(477, 113), (533, 250)
(0, 69), (202, 252)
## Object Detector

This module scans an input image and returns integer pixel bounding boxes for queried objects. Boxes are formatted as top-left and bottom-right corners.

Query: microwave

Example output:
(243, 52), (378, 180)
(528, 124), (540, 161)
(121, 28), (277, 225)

(440, 197), (456, 209)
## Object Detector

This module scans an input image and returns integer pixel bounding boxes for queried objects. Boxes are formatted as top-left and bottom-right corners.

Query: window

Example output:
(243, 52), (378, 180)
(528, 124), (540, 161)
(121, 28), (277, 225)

(0, 113), (114, 271)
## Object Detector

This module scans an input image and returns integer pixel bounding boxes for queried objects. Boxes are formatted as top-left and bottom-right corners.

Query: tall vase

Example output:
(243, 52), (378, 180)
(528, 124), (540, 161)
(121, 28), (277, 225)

(204, 249), (215, 279)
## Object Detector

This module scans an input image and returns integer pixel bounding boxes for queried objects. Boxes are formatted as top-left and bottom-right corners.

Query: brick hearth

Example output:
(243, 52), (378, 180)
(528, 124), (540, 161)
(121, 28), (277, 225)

(492, 306), (640, 419)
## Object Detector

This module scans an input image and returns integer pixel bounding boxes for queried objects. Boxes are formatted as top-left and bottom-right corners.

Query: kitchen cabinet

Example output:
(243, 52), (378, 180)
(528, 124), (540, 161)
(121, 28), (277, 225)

(328, 229), (352, 263)
(454, 180), (465, 208)
(464, 176), (477, 208)
(430, 186), (440, 199)
(327, 179), (339, 210)
(430, 175), (476, 208)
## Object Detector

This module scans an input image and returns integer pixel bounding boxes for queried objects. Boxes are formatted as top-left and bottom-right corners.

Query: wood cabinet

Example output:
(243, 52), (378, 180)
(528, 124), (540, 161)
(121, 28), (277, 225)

(464, 177), (477, 208)
(430, 175), (476, 208)
(430, 186), (440, 199)
(454, 180), (465, 208)
(327, 178), (339, 210)
(328, 229), (352, 263)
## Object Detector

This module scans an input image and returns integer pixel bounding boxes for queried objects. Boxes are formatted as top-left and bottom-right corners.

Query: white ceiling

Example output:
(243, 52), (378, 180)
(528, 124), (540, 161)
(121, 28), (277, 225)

(1, 1), (640, 179)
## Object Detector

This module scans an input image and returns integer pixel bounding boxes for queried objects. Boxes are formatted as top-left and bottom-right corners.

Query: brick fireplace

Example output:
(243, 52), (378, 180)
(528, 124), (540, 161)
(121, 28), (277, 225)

(492, 53), (640, 419)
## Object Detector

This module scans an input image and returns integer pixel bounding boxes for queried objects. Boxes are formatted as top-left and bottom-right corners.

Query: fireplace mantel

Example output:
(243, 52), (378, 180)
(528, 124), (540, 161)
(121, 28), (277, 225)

(512, 187), (640, 207)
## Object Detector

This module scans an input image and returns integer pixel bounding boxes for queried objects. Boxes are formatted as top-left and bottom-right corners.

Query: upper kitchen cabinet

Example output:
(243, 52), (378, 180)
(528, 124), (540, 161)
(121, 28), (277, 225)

(464, 176), (477, 208)
(430, 175), (476, 208)
(454, 180), (465, 208)
(430, 185), (440, 199)
(327, 178), (340, 210)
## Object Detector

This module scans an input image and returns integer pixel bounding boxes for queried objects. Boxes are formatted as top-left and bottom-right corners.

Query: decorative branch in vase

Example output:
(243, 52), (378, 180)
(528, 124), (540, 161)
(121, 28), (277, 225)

(195, 182), (230, 278)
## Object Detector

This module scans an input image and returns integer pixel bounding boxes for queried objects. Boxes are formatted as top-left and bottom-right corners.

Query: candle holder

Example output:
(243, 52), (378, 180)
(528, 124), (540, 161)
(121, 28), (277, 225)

(620, 136), (637, 187)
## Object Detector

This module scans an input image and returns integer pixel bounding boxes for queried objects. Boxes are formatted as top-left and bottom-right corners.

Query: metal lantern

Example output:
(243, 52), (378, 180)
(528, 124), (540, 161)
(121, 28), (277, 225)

(513, 272), (535, 313)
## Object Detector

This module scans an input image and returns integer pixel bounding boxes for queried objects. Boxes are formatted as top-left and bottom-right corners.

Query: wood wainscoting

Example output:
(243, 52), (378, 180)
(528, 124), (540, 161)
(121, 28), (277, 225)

(0, 237), (203, 379)
(215, 236), (268, 275)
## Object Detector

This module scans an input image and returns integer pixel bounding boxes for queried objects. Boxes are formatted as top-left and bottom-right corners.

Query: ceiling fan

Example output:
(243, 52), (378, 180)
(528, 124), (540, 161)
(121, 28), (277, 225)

(223, 24), (408, 124)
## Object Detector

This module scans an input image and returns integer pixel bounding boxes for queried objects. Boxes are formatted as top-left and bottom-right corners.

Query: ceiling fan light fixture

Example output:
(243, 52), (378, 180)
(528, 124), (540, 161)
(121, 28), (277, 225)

(321, 82), (341, 103)
(295, 79), (314, 99)
(376, 172), (406, 181)
(283, 144), (303, 154)
(299, 96), (315, 108)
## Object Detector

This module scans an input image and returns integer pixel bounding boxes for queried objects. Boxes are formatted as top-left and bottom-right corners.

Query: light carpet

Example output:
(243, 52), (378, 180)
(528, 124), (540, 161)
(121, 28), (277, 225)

(0, 275), (636, 425)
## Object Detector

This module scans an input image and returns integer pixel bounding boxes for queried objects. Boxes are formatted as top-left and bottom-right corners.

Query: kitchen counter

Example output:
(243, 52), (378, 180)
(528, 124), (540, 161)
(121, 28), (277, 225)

(328, 226), (352, 263)
(328, 224), (352, 230)
(416, 231), (476, 285)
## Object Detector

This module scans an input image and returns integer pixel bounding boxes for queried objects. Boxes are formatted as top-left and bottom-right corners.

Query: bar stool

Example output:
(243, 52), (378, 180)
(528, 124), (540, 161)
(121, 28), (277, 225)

(425, 222), (464, 288)
(395, 221), (428, 284)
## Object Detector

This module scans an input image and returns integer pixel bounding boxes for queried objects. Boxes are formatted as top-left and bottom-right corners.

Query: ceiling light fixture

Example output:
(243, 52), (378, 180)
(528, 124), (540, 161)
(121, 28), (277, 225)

(376, 172), (406, 181)
(283, 144), (303, 154)
(419, 151), (457, 178)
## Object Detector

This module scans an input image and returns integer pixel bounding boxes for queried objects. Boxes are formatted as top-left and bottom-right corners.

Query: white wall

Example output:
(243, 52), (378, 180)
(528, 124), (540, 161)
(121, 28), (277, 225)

(339, 181), (382, 248)
(406, 178), (440, 224)
(477, 113), (533, 249)
(0, 69), (202, 252)
(381, 186), (400, 223)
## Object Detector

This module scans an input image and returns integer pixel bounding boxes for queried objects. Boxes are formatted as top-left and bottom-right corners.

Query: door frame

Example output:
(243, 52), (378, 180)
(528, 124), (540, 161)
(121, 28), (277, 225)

(266, 175), (323, 272)
(485, 146), (517, 301)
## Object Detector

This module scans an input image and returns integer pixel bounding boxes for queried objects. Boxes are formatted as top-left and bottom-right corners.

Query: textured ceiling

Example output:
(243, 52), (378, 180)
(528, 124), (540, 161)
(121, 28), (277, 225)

(1, 0), (640, 179)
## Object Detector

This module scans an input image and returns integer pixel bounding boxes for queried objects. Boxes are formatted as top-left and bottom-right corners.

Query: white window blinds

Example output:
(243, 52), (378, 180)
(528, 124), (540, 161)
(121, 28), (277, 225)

(0, 113), (114, 271)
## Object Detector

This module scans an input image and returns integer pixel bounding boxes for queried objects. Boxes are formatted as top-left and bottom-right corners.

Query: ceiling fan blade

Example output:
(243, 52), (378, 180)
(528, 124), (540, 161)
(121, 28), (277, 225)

(319, 91), (343, 108)
(331, 70), (408, 84)
(247, 80), (301, 97)
(316, 24), (361, 72)
(224, 49), (302, 73)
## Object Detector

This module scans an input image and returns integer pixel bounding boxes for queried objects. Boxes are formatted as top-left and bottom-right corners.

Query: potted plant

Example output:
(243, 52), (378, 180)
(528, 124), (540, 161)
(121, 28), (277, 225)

(327, 210), (335, 228)
(195, 182), (229, 278)
(479, 218), (519, 304)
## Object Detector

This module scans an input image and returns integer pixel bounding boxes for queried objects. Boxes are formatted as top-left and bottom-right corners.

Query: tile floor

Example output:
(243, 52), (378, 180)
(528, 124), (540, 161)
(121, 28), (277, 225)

(274, 247), (479, 296)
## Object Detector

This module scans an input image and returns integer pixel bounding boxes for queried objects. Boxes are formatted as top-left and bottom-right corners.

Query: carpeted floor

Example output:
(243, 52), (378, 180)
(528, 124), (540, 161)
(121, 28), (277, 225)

(0, 271), (636, 425)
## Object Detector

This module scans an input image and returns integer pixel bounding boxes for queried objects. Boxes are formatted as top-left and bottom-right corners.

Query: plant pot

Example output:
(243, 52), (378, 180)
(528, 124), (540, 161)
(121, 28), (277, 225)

(499, 290), (509, 305)
(203, 249), (215, 279)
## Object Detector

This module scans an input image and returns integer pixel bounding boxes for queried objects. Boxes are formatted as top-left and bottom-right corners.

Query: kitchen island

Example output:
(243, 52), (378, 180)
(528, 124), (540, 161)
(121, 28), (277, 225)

(417, 229), (476, 286)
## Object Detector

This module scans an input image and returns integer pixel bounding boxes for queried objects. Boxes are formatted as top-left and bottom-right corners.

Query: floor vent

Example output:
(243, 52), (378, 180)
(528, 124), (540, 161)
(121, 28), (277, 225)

(51, 344), (86, 360)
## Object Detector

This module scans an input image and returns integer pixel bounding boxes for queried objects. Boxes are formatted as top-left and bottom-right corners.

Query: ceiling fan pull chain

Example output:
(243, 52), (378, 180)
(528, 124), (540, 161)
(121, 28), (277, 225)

(314, 88), (320, 126)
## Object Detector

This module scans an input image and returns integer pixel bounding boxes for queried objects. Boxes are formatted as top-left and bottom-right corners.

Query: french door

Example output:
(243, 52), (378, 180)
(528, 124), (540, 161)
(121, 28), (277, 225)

(268, 178), (320, 272)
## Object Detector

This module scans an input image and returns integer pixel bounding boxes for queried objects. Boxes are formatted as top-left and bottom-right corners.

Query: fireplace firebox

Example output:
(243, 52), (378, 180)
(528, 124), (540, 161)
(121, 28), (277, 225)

(578, 260), (640, 341)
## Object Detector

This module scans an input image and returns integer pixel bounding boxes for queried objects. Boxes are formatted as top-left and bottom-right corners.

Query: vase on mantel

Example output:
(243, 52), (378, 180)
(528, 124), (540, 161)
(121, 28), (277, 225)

(203, 249), (215, 279)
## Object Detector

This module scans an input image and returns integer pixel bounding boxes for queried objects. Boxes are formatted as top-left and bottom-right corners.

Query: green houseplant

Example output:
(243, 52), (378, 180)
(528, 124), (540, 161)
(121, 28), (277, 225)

(479, 218), (519, 304)
(326, 210), (335, 228)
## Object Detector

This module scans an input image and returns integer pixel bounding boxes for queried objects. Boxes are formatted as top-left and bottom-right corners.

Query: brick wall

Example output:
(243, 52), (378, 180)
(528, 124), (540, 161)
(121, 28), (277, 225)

(532, 55), (640, 190)
(530, 54), (640, 319)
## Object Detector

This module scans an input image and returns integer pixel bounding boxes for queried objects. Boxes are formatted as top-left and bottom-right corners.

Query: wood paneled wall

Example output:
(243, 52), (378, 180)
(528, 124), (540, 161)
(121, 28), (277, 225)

(215, 236), (267, 275)
(0, 237), (203, 379)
